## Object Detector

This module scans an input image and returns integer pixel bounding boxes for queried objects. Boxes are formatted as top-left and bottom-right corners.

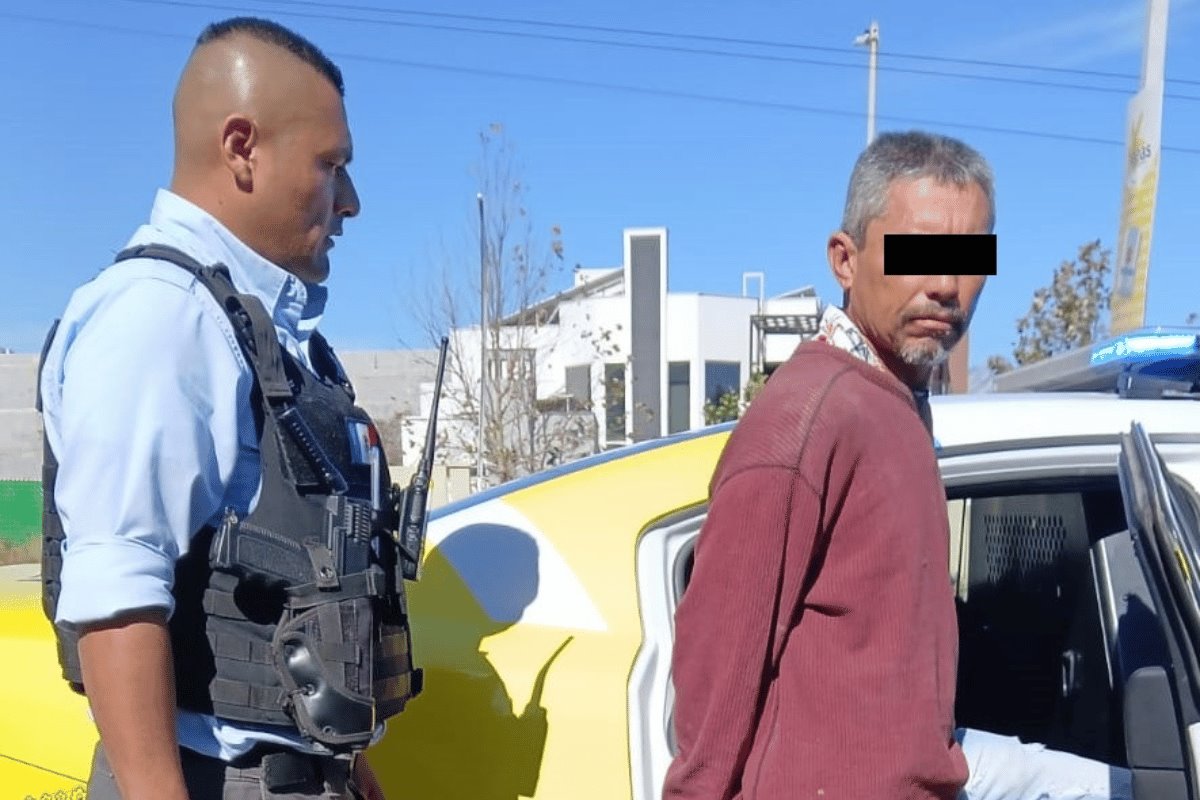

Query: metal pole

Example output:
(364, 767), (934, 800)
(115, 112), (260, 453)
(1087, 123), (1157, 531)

(476, 192), (487, 488)
(855, 21), (880, 145)
(868, 22), (878, 144)
(741, 271), (765, 375)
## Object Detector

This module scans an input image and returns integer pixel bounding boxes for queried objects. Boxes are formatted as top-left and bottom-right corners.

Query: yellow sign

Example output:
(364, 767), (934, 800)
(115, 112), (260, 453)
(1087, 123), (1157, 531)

(1111, 88), (1164, 334)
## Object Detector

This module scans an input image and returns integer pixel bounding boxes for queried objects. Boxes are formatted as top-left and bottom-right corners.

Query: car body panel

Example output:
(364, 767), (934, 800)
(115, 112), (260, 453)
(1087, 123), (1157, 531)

(6, 393), (1200, 797)
(369, 428), (728, 798)
(0, 564), (94, 796)
(932, 393), (1200, 451)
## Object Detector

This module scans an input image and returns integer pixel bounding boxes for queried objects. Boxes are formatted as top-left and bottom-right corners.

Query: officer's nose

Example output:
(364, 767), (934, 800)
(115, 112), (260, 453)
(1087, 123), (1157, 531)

(336, 169), (361, 220)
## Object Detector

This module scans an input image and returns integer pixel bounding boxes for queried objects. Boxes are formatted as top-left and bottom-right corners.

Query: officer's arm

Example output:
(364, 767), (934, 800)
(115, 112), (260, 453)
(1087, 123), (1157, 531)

(49, 275), (247, 797)
(78, 609), (189, 800)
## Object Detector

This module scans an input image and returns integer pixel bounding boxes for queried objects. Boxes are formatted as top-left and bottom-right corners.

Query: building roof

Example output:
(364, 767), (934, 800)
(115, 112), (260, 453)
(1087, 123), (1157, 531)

(771, 285), (819, 300)
(497, 268), (624, 327)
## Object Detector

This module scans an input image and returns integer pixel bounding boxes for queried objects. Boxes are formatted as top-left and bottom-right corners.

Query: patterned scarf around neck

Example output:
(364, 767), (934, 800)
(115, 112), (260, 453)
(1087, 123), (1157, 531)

(814, 304), (935, 437)
(814, 304), (885, 373)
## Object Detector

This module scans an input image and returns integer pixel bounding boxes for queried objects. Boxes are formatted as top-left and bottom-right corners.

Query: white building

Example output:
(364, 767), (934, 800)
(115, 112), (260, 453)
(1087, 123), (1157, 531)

(0, 228), (824, 487)
(1, 242), (810, 497)
(403, 227), (823, 472)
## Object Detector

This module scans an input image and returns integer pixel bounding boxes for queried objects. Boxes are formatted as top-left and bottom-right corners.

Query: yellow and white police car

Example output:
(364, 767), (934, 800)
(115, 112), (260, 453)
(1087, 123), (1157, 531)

(4, 327), (1200, 799)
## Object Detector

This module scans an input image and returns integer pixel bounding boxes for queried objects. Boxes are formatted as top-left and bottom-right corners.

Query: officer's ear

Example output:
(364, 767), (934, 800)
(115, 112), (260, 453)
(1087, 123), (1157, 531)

(221, 114), (258, 191)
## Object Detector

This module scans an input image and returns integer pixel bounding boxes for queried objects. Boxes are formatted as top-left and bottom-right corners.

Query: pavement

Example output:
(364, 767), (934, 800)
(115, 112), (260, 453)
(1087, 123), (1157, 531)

(0, 561), (41, 593)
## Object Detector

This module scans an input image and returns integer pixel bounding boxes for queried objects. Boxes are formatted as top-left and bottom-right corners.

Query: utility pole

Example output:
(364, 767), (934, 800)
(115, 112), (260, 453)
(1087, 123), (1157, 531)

(477, 192), (488, 489)
(854, 21), (880, 145)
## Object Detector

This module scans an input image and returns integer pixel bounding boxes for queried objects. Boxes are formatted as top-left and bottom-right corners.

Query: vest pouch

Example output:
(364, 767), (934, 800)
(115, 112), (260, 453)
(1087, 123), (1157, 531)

(273, 596), (377, 749)
(374, 620), (421, 720)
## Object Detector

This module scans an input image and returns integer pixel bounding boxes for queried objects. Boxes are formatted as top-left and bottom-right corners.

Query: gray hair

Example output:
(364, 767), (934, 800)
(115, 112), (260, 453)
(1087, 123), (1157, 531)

(840, 130), (996, 248)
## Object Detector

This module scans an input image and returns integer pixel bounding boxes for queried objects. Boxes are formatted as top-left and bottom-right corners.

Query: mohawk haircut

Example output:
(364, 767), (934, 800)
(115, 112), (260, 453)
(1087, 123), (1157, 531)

(196, 17), (345, 96)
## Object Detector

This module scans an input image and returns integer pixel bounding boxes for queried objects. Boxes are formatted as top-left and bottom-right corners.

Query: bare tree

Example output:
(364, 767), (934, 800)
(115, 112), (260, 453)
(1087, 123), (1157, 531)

(411, 124), (611, 487)
(989, 239), (1112, 373)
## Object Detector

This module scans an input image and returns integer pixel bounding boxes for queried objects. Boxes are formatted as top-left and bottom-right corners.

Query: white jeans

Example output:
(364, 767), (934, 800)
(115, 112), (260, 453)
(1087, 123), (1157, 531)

(957, 728), (1134, 800)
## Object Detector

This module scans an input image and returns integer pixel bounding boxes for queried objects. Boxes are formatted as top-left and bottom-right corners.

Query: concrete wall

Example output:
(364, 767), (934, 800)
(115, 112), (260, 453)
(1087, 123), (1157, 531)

(0, 355), (41, 481)
(0, 351), (439, 481)
(337, 349), (439, 427)
(0, 355), (37, 412)
(949, 332), (971, 394)
(0, 411), (42, 481)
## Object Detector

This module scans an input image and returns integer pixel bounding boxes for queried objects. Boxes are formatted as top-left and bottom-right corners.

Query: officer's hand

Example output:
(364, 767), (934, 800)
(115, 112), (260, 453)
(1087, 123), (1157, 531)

(351, 753), (387, 800)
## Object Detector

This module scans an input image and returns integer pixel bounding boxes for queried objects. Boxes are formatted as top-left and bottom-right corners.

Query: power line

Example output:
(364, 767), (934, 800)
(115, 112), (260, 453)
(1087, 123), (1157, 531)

(121, 0), (1200, 88)
(4, 10), (191, 42)
(8, 10), (1200, 156)
(108, 0), (1200, 101)
(328, 53), (1200, 155)
(884, 49), (1200, 89)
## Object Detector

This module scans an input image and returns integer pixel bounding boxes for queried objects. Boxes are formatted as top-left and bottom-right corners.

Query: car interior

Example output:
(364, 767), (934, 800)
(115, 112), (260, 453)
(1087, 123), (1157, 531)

(948, 477), (1199, 798)
(949, 483), (1129, 765)
(671, 475), (1194, 797)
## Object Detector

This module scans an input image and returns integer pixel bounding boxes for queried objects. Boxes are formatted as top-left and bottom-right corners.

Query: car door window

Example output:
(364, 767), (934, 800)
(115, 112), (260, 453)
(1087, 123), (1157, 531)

(1117, 421), (1200, 798)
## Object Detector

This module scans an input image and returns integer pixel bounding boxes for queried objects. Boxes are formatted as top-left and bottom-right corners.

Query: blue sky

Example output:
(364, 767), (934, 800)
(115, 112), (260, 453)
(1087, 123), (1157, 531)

(3, 0), (1199, 373)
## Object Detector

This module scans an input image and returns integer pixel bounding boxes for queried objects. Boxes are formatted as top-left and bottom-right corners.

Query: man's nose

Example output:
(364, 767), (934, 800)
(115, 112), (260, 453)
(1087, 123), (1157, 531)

(925, 274), (960, 304)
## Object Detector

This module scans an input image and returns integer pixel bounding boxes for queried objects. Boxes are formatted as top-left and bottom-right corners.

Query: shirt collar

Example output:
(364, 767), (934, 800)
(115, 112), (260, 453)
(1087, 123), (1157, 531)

(814, 304), (886, 373)
(132, 189), (328, 341)
(814, 303), (935, 436)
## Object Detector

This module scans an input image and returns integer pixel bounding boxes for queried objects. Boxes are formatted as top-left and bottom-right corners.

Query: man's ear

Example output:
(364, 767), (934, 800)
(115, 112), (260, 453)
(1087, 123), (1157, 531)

(827, 231), (857, 293)
(221, 114), (257, 191)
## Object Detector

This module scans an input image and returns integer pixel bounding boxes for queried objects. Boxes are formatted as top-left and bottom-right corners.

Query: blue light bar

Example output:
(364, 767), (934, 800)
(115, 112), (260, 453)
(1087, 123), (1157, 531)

(993, 327), (1200, 395)
(1090, 331), (1200, 367)
(1089, 329), (1200, 393)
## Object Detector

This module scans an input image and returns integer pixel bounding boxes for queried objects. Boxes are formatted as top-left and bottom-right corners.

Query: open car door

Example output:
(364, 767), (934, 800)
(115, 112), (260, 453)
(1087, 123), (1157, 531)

(1118, 421), (1200, 799)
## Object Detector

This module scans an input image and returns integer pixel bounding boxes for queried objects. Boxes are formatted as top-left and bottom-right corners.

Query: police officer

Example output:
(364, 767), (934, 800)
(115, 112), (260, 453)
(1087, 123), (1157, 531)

(37, 17), (417, 800)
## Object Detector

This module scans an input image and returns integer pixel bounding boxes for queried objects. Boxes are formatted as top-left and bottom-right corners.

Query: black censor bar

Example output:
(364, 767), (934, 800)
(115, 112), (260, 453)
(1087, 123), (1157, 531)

(883, 234), (997, 277)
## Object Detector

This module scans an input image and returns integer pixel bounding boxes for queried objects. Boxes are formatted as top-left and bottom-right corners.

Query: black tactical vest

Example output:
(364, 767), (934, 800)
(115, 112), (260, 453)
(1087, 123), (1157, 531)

(38, 244), (421, 751)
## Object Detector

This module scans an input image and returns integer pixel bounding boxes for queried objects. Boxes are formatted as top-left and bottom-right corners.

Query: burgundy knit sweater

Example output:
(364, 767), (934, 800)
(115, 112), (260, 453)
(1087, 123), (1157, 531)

(663, 341), (968, 799)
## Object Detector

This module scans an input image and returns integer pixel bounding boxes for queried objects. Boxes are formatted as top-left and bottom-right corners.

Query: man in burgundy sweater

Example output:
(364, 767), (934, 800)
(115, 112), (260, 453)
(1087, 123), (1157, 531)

(663, 130), (992, 800)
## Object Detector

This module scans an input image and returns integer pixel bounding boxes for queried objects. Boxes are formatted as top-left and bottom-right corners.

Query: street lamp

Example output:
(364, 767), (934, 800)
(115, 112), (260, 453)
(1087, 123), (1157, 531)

(854, 21), (880, 145)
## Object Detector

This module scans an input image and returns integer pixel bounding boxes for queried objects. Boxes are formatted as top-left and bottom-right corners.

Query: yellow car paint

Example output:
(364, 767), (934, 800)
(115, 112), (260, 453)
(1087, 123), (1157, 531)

(0, 428), (732, 799)
(373, 428), (729, 798)
(0, 564), (95, 797)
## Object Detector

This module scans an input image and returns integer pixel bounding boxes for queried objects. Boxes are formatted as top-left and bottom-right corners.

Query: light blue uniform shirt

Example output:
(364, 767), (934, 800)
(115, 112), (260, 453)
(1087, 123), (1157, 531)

(40, 188), (379, 760)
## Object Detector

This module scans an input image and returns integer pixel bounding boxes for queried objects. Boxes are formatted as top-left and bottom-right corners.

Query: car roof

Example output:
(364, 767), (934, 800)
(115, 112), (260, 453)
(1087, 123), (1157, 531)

(930, 391), (1200, 450)
(432, 391), (1200, 519)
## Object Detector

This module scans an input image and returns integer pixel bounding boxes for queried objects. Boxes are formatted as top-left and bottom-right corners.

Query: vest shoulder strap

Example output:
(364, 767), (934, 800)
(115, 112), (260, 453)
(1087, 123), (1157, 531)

(113, 244), (293, 403)
(113, 244), (349, 495)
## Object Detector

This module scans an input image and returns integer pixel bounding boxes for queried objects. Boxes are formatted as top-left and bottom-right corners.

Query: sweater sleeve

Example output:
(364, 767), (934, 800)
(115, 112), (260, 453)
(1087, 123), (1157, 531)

(663, 464), (821, 800)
